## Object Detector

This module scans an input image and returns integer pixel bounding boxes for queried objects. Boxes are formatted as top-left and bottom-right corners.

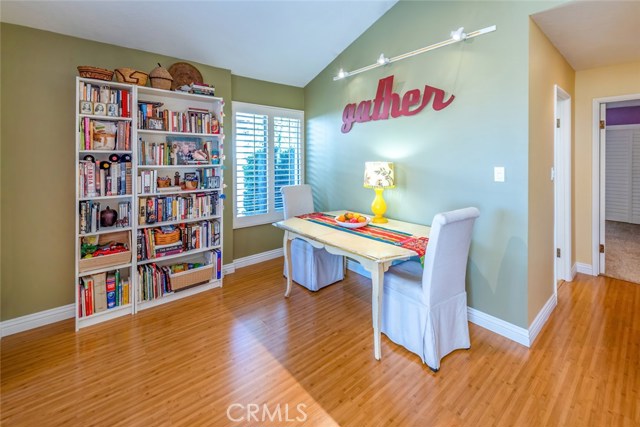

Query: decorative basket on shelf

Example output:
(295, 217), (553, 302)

(77, 66), (114, 81)
(154, 229), (181, 246)
(114, 68), (149, 86)
(149, 63), (173, 90)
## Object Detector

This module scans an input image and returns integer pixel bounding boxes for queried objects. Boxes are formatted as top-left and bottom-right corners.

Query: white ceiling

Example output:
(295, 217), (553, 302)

(0, 0), (398, 87)
(532, 0), (640, 71)
(1, 1), (639, 88)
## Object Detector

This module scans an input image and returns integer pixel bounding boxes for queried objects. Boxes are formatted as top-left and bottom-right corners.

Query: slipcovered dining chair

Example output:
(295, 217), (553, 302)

(381, 207), (479, 371)
(281, 184), (344, 291)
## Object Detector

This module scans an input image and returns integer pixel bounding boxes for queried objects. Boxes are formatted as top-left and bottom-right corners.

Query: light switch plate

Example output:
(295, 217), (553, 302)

(494, 166), (505, 182)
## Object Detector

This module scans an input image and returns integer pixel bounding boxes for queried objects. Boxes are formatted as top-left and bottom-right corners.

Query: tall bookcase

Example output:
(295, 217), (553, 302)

(74, 77), (224, 330)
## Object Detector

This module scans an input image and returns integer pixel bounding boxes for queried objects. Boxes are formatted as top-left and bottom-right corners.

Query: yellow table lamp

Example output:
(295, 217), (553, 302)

(364, 161), (395, 224)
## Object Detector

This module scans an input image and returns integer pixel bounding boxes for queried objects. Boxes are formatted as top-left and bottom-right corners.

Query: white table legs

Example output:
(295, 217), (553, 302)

(369, 263), (384, 360)
(281, 231), (387, 360)
(284, 232), (293, 297)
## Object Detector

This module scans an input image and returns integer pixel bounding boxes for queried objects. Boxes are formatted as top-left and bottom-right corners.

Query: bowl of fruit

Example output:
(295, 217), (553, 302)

(335, 212), (371, 229)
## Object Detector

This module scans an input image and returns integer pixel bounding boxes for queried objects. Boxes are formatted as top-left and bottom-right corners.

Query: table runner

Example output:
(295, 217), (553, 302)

(298, 212), (428, 262)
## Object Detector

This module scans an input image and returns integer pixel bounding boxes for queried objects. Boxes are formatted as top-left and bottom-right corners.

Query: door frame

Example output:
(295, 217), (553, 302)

(554, 85), (572, 285)
(591, 93), (640, 275)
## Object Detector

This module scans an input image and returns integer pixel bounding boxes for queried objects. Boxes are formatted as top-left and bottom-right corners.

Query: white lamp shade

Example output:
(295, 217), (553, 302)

(364, 162), (395, 188)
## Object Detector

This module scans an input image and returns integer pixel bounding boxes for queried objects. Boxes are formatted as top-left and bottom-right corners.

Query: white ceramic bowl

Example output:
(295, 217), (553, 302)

(334, 214), (371, 229)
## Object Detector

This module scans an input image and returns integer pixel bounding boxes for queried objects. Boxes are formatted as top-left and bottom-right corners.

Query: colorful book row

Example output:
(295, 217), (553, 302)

(79, 160), (132, 198)
(137, 104), (221, 134)
(80, 118), (131, 151)
(78, 270), (130, 318)
(136, 220), (221, 261)
(79, 82), (131, 117)
(138, 192), (219, 225)
(79, 201), (130, 234)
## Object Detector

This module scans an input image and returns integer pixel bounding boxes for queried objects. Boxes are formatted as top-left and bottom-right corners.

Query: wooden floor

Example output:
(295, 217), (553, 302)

(2, 259), (639, 427)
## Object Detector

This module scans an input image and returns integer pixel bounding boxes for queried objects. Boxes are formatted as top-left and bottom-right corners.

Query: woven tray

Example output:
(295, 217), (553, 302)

(155, 229), (181, 245)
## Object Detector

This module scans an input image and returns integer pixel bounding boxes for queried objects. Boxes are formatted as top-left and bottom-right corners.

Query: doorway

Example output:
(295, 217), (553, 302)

(554, 85), (572, 289)
(592, 94), (640, 283)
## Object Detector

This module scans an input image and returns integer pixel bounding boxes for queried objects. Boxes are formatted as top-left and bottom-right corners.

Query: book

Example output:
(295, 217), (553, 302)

(92, 273), (107, 313)
(106, 273), (116, 309)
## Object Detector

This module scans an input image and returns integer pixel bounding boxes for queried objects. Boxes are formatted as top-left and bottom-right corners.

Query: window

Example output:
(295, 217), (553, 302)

(233, 102), (304, 228)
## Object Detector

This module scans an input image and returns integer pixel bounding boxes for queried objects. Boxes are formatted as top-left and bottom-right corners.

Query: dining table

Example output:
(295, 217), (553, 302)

(273, 211), (431, 360)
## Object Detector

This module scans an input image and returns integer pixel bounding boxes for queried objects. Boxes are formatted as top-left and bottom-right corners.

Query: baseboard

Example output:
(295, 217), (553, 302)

(1, 304), (75, 338)
(222, 262), (235, 275)
(348, 259), (559, 348)
(570, 263), (578, 280)
(575, 262), (593, 275)
(233, 248), (283, 269)
(528, 293), (557, 345)
(466, 307), (530, 347)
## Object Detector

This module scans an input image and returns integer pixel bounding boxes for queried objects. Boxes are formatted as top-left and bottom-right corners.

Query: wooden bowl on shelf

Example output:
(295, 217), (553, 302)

(77, 66), (114, 81)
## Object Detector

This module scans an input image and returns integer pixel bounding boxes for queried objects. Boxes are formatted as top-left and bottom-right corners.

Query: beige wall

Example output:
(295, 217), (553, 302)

(527, 20), (575, 325)
(574, 60), (640, 267)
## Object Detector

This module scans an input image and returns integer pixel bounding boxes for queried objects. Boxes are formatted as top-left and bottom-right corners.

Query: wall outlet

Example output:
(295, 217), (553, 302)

(494, 166), (505, 182)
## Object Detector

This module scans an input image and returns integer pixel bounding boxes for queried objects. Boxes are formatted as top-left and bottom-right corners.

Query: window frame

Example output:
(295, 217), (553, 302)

(232, 101), (304, 229)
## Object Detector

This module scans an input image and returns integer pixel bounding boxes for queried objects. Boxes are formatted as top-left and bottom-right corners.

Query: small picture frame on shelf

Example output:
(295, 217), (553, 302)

(167, 136), (210, 165)
(80, 101), (93, 115)
(148, 117), (164, 130)
(183, 172), (199, 190)
(106, 103), (118, 117)
(93, 102), (107, 116)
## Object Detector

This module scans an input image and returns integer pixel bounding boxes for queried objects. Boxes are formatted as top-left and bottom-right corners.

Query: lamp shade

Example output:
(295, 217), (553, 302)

(363, 162), (395, 189)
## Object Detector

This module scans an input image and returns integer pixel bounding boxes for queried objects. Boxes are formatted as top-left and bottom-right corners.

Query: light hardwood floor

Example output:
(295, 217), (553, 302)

(2, 259), (639, 426)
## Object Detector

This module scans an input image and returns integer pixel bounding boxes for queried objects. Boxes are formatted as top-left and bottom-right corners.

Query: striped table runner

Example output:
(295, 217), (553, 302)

(297, 212), (428, 262)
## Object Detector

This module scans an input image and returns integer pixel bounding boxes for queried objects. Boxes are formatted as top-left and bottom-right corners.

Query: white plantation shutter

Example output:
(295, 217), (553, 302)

(235, 112), (269, 217)
(274, 116), (303, 212)
(233, 102), (304, 228)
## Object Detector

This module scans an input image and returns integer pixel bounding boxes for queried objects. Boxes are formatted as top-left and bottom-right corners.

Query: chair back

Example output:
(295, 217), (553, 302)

(421, 207), (479, 307)
(281, 184), (315, 219)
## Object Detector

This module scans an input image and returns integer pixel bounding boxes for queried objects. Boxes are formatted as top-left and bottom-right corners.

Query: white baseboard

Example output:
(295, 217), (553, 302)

(222, 262), (235, 275)
(570, 263), (578, 280)
(466, 307), (530, 347)
(233, 248), (283, 269)
(528, 293), (557, 345)
(1, 304), (75, 338)
(575, 262), (593, 275)
(348, 259), (558, 348)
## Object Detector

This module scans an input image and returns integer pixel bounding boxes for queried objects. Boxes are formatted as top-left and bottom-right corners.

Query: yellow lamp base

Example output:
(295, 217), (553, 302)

(370, 187), (388, 224)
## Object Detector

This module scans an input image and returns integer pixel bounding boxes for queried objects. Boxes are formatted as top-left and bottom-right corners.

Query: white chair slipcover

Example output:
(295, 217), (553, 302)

(381, 207), (480, 371)
(281, 185), (344, 291)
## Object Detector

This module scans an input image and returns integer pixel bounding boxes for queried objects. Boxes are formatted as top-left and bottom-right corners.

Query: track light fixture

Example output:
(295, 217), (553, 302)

(334, 25), (496, 81)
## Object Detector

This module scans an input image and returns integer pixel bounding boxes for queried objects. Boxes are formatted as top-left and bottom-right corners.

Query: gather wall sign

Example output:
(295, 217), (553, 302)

(341, 75), (455, 133)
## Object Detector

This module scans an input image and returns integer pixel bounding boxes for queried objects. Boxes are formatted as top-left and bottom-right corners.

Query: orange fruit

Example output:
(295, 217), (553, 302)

(337, 215), (346, 222)
(345, 212), (353, 220)
(357, 216), (366, 223)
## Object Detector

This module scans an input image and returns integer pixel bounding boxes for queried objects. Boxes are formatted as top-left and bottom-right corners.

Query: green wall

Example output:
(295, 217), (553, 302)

(0, 23), (303, 321)
(230, 75), (305, 259)
(305, 1), (551, 328)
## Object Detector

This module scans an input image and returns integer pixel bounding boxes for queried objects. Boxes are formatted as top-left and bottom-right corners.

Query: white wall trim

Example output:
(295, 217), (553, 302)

(466, 307), (530, 347)
(592, 93), (640, 277)
(348, 260), (557, 348)
(575, 262), (593, 275)
(223, 262), (236, 275)
(233, 248), (284, 269)
(528, 293), (557, 345)
(570, 263), (578, 280)
(1, 304), (75, 338)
